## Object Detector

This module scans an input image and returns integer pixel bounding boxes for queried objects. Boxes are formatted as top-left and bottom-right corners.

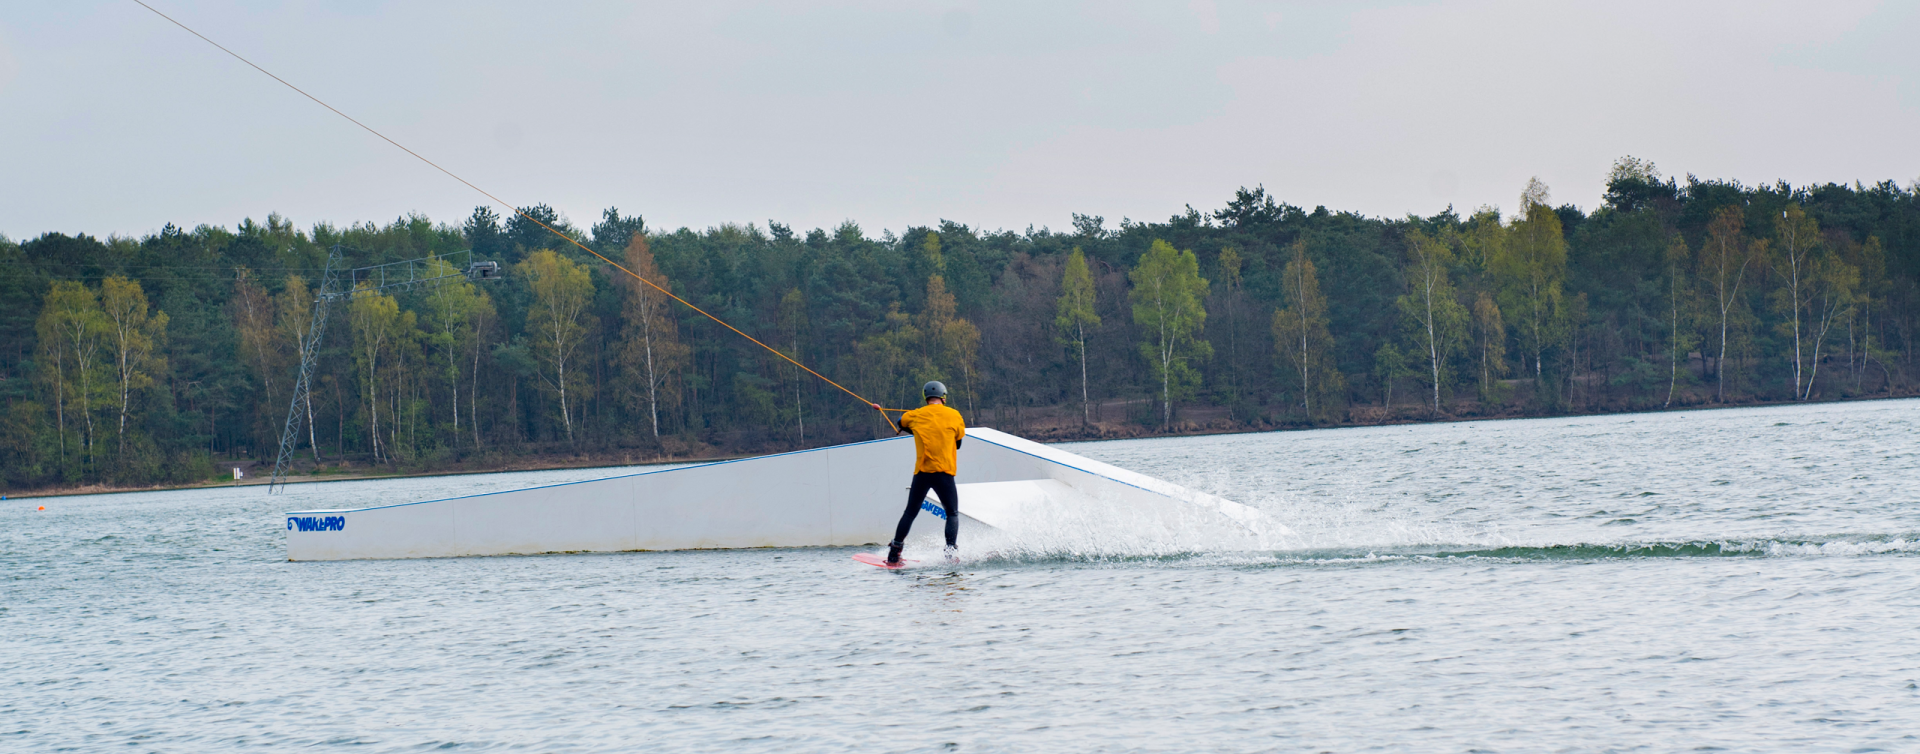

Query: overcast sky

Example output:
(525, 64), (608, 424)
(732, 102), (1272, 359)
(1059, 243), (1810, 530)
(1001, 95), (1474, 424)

(3, 0), (1917, 241)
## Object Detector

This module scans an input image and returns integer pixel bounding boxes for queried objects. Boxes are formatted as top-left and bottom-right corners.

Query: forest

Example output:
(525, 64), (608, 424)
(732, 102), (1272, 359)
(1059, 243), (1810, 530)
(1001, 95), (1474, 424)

(3, 158), (1916, 490)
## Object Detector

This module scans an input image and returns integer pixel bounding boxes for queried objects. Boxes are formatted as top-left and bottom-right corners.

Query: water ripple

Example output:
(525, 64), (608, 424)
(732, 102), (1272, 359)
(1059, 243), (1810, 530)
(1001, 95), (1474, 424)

(5, 400), (1920, 751)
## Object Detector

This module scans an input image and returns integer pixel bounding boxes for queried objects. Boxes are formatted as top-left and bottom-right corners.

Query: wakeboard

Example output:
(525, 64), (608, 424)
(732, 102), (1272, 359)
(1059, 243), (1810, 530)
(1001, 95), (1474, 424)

(852, 552), (917, 569)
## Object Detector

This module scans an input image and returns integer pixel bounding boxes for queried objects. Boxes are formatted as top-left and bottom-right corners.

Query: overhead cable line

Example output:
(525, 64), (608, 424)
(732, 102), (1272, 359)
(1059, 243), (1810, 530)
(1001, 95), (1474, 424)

(132, 0), (901, 431)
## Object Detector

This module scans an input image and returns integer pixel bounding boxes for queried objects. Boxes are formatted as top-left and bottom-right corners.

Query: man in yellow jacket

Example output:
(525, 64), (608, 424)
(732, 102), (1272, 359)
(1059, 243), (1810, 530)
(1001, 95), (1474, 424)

(877, 381), (966, 565)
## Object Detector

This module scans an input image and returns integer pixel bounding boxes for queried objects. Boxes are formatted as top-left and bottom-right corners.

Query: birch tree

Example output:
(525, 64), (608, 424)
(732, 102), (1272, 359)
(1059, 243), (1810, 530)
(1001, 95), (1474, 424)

(36, 282), (108, 467)
(100, 276), (167, 460)
(1794, 252), (1858, 399)
(1129, 240), (1211, 427)
(1767, 205), (1821, 399)
(519, 250), (596, 445)
(1271, 241), (1342, 421)
(231, 269), (281, 450)
(467, 291), (492, 448)
(1699, 206), (1753, 402)
(34, 324), (68, 464)
(1491, 179), (1568, 383)
(382, 308), (424, 461)
(618, 236), (687, 442)
(779, 287), (808, 443)
(276, 276), (323, 461)
(1845, 236), (1890, 392)
(1398, 230), (1469, 413)
(1054, 247), (1100, 424)
(1663, 234), (1700, 408)
(349, 287), (400, 463)
(422, 260), (495, 446)
(1472, 292), (1507, 403)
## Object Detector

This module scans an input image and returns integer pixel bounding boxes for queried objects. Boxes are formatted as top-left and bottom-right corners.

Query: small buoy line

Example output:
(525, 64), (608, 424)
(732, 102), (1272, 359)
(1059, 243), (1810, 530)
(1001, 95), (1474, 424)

(131, 0), (907, 432)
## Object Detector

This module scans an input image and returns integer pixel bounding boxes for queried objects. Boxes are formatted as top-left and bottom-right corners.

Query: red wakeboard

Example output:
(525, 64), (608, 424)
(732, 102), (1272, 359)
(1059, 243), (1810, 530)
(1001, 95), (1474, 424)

(852, 552), (917, 569)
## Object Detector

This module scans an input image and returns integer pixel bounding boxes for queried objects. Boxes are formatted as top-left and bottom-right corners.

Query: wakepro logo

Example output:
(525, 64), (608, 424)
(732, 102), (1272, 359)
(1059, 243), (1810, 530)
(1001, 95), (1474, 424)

(920, 500), (947, 520)
(287, 515), (347, 532)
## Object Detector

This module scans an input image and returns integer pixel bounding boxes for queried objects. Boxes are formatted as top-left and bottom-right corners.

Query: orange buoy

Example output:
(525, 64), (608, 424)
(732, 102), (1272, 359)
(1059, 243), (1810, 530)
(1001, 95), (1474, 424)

(38, 506), (45, 511)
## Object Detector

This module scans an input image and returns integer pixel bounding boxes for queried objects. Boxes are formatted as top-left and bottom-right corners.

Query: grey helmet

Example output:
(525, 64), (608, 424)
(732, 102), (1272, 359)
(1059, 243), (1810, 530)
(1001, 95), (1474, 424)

(922, 381), (949, 400)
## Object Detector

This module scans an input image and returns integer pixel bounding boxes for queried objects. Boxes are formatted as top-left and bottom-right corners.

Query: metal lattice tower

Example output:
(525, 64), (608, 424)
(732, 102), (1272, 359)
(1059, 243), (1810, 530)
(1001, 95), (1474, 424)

(267, 245), (500, 493)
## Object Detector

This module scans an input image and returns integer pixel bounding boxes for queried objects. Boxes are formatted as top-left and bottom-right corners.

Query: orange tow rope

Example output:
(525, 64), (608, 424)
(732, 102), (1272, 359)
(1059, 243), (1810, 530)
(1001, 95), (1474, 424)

(135, 0), (900, 432)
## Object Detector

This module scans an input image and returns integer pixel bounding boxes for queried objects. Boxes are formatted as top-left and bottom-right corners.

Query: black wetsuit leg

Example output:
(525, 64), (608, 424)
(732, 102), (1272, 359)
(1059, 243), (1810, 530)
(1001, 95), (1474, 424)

(931, 473), (959, 548)
(892, 471), (960, 548)
(892, 473), (933, 545)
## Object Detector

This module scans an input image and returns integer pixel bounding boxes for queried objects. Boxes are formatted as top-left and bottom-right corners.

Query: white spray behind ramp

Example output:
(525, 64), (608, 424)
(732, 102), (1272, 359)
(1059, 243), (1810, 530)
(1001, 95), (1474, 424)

(284, 427), (1282, 561)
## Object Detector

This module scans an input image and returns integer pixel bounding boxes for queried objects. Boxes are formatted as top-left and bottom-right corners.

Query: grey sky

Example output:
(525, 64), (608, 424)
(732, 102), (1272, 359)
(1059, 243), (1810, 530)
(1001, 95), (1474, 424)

(3, 0), (1916, 241)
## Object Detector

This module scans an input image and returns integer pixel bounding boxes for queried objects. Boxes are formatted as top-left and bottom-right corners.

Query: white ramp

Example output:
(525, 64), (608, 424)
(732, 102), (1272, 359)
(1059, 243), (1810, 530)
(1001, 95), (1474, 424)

(284, 427), (1279, 560)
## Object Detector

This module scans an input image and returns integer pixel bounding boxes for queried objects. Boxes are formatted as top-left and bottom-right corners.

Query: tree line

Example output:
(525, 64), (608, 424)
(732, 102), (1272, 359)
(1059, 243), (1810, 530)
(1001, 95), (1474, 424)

(2, 158), (1916, 489)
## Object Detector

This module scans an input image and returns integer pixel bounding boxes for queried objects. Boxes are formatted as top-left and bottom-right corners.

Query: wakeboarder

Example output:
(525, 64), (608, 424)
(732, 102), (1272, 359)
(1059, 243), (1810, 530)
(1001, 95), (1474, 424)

(876, 381), (966, 565)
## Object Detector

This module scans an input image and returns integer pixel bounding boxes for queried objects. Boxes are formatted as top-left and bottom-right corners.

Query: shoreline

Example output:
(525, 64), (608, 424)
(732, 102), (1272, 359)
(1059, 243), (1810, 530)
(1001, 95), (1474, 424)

(9, 392), (1913, 501)
(4, 453), (734, 501)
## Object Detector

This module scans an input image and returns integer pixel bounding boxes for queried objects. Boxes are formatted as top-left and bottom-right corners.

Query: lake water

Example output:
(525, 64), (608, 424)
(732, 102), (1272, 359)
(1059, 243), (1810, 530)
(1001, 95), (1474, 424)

(5, 400), (1919, 752)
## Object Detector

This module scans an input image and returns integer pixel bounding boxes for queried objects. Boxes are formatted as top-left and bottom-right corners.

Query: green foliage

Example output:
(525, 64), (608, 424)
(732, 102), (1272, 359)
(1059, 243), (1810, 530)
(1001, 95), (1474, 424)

(857, 276), (979, 414)
(1272, 242), (1343, 422)
(618, 236), (689, 441)
(1491, 188), (1570, 392)
(1, 165), (1918, 490)
(36, 281), (111, 475)
(99, 275), (167, 469)
(349, 288), (406, 463)
(1130, 240), (1212, 427)
(421, 258), (496, 445)
(1055, 248), (1100, 424)
(1764, 205), (1862, 400)
(518, 249), (597, 445)
(1471, 291), (1510, 405)
(1697, 206), (1756, 402)
(1055, 248), (1101, 339)
(1397, 230), (1469, 413)
(1661, 233), (1702, 407)
(1373, 342), (1411, 409)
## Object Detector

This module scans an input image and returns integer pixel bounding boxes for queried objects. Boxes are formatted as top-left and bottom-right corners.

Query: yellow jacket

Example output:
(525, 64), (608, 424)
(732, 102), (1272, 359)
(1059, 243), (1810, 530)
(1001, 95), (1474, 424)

(899, 402), (966, 475)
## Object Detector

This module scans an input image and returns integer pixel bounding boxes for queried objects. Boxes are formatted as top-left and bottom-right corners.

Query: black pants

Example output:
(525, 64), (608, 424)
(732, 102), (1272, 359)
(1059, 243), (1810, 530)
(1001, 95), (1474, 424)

(892, 472), (959, 548)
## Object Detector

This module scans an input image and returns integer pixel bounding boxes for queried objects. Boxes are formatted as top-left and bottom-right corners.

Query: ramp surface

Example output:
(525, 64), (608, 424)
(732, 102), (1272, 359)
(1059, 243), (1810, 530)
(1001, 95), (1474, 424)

(285, 427), (1279, 560)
